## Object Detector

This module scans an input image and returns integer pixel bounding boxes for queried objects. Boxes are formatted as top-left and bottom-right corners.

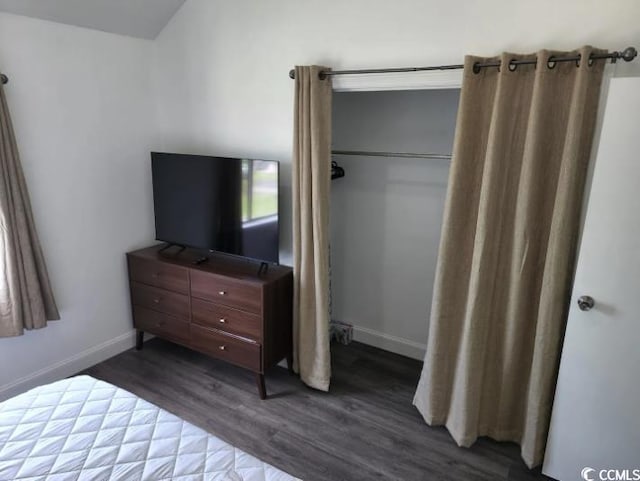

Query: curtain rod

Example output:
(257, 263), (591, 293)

(333, 150), (451, 160)
(289, 46), (638, 79)
(1, 74), (7, 85)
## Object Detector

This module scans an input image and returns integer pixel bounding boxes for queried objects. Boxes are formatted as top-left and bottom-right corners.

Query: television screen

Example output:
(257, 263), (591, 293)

(151, 152), (279, 263)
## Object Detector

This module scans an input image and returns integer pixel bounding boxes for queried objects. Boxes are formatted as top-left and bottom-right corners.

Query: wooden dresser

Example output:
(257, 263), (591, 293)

(126, 245), (293, 399)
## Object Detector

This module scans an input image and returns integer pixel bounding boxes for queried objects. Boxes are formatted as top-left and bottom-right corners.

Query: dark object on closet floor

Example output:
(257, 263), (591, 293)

(331, 160), (345, 180)
(84, 340), (552, 481)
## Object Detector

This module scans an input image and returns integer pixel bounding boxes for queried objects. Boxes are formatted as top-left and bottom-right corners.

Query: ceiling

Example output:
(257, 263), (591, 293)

(0, 0), (186, 39)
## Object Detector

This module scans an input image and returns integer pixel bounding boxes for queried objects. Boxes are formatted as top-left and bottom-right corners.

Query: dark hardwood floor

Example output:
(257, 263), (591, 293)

(83, 339), (553, 481)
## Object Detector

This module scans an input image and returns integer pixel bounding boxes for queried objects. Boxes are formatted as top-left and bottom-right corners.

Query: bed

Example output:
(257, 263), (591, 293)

(0, 376), (301, 480)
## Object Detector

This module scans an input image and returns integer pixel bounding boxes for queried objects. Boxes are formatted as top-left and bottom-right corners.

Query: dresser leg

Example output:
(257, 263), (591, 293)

(136, 330), (144, 351)
(286, 353), (294, 375)
(256, 373), (266, 400)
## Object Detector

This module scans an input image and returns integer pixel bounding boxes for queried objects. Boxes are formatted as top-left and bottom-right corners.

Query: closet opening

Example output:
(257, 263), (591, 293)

(330, 88), (460, 361)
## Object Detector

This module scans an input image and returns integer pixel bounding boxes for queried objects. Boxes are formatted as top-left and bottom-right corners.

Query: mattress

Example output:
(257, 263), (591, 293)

(0, 376), (301, 481)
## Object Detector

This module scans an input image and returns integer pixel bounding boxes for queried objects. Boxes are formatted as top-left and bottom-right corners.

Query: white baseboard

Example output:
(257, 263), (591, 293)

(0, 330), (138, 401)
(351, 325), (427, 360)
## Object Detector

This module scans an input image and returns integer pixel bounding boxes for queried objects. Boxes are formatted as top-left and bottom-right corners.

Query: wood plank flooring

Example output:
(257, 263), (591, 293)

(83, 339), (553, 481)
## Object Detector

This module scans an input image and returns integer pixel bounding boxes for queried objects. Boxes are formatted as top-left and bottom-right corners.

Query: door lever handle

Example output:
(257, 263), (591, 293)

(577, 295), (595, 311)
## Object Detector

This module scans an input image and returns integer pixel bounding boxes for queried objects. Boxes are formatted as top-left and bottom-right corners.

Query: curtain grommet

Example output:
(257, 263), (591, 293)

(547, 58), (557, 69)
(508, 59), (518, 72)
(472, 62), (482, 74)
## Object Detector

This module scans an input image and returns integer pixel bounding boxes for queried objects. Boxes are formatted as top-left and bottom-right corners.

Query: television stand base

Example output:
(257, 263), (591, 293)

(193, 256), (209, 265)
(257, 262), (269, 276)
(159, 243), (186, 256)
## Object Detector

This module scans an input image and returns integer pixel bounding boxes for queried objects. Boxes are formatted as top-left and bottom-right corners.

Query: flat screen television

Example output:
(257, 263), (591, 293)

(151, 152), (280, 263)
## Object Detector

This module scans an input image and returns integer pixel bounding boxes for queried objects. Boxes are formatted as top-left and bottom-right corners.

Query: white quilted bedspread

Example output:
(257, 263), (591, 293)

(0, 376), (301, 481)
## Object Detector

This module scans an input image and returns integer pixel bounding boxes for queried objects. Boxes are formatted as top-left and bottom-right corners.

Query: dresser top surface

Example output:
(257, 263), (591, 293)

(127, 245), (292, 284)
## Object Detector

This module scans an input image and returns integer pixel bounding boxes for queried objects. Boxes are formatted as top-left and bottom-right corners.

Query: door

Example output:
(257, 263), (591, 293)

(543, 78), (640, 480)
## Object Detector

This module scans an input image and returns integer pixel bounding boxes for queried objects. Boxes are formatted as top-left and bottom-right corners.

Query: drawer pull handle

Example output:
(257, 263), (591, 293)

(219, 318), (226, 323)
(219, 345), (226, 351)
(153, 298), (160, 304)
(218, 291), (227, 296)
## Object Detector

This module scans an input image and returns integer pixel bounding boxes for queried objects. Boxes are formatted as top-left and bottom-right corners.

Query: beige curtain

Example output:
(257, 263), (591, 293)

(0, 82), (59, 337)
(413, 47), (606, 468)
(292, 65), (332, 391)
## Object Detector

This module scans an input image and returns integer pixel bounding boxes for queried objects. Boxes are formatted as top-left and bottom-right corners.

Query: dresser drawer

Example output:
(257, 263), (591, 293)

(190, 271), (262, 314)
(133, 306), (190, 344)
(128, 256), (189, 294)
(131, 282), (190, 319)
(192, 299), (262, 341)
(191, 325), (261, 371)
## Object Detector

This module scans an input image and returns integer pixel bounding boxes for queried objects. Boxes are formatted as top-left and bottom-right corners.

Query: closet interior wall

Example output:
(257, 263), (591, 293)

(331, 89), (460, 359)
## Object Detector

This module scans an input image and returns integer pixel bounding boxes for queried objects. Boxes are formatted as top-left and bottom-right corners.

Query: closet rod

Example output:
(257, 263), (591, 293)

(1, 73), (8, 85)
(332, 150), (452, 160)
(289, 46), (637, 79)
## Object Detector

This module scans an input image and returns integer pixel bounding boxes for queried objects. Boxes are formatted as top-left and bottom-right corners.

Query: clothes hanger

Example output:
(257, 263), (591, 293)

(331, 160), (345, 180)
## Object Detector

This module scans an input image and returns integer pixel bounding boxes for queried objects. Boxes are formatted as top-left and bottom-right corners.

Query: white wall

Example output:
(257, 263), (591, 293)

(0, 13), (155, 399)
(331, 90), (458, 358)
(151, 0), (640, 264)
